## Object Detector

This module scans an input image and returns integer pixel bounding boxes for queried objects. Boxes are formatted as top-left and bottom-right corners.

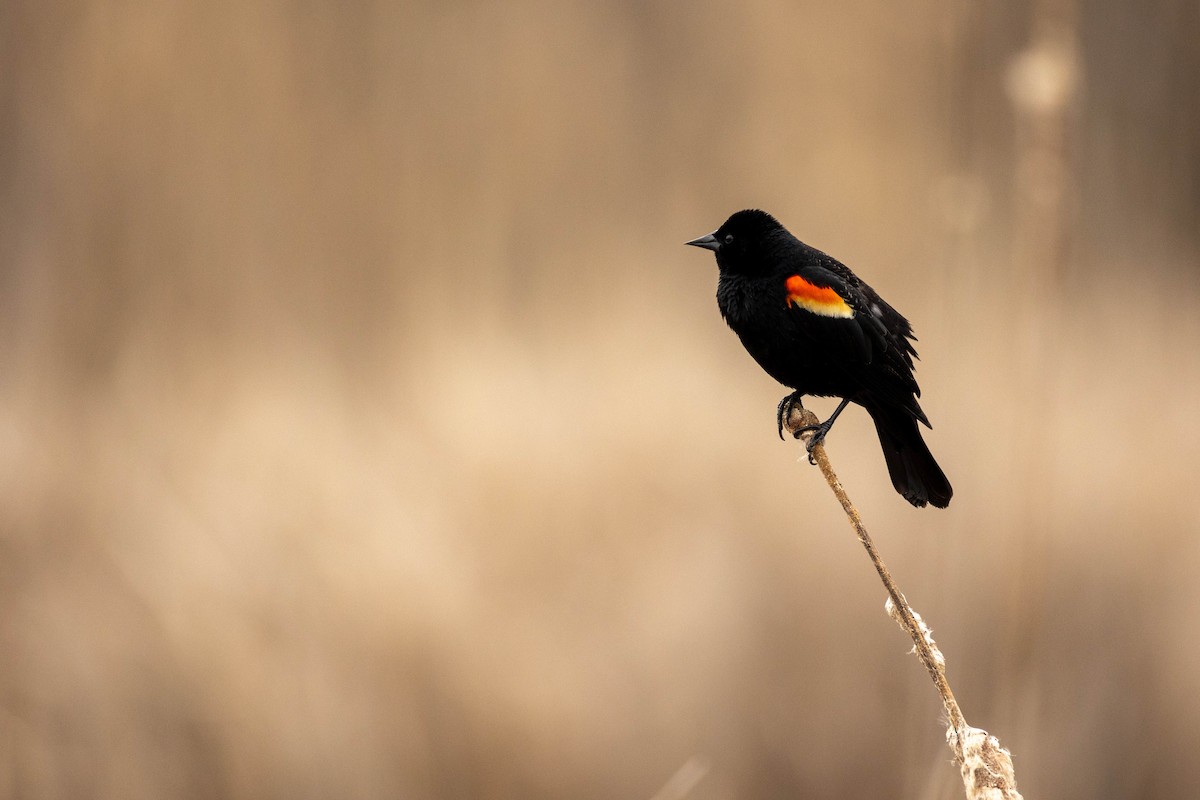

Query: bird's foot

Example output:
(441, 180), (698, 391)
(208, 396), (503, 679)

(778, 396), (851, 464)
(776, 392), (805, 441)
(791, 419), (834, 464)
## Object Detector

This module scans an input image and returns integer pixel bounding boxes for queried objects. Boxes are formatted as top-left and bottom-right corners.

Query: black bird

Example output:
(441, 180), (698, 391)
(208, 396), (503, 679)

(687, 209), (952, 508)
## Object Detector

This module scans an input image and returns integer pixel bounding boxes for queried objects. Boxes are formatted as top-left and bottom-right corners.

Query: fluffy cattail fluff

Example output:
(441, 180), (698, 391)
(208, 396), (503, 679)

(948, 726), (1023, 800)
(885, 596), (946, 672)
(883, 596), (1022, 799)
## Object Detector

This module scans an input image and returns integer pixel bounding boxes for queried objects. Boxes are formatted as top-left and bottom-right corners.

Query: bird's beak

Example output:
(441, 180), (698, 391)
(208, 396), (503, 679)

(685, 232), (721, 252)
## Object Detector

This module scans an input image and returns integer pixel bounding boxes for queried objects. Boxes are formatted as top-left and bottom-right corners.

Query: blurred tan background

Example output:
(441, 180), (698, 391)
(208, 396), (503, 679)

(3, 1), (1199, 798)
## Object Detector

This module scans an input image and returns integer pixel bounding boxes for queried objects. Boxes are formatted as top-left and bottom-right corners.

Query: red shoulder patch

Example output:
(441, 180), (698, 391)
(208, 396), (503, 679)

(786, 275), (855, 318)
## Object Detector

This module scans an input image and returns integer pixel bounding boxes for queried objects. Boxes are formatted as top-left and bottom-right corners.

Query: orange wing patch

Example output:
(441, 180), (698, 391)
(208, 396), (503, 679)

(785, 275), (855, 318)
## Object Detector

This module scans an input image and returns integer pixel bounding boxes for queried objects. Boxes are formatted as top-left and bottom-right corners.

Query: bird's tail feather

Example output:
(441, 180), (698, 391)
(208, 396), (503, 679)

(865, 403), (952, 509)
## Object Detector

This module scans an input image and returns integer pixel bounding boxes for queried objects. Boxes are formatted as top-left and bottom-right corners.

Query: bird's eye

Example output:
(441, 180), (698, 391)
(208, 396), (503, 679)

(723, 234), (734, 244)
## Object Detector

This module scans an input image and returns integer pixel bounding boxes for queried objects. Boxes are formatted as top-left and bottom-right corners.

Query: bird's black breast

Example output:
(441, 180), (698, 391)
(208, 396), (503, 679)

(717, 273), (850, 396)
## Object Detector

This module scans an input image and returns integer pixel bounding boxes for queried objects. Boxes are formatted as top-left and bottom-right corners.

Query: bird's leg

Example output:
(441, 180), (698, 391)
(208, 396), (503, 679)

(790, 397), (851, 463)
(776, 391), (806, 441)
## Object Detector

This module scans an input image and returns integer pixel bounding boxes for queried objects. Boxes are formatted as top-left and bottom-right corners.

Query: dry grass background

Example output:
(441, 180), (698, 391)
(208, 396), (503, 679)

(2, 1), (1199, 798)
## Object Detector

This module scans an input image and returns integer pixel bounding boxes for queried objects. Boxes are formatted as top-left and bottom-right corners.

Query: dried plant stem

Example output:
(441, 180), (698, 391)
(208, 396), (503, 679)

(784, 401), (1022, 800)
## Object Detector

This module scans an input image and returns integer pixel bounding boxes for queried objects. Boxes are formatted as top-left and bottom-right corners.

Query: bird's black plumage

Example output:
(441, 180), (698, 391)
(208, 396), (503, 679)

(687, 209), (952, 508)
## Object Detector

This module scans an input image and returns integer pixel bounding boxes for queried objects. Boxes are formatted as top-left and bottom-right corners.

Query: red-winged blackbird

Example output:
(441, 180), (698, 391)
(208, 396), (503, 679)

(687, 209), (952, 508)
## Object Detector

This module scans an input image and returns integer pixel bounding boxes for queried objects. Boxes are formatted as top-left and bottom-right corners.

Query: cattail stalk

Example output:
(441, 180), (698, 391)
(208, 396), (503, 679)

(783, 401), (1022, 800)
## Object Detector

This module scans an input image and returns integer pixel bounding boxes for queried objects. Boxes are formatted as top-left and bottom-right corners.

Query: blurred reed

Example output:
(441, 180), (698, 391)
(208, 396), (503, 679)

(1, 1), (1198, 798)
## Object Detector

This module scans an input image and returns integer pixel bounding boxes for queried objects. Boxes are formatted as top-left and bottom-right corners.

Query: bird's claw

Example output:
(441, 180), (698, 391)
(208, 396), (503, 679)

(775, 391), (804, 440)
(778, 392), (850, 464)
(791, 422), (832, 464)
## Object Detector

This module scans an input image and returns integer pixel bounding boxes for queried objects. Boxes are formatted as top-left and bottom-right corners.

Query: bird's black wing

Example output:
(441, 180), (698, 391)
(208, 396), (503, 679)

(818, 255), (920, 370)
(783, 261), (887, 363)
(785, 259), (929, 425)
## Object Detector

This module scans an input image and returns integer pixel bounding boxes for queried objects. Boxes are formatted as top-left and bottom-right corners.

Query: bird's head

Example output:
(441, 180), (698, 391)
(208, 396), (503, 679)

(685, 209), (791, 276)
